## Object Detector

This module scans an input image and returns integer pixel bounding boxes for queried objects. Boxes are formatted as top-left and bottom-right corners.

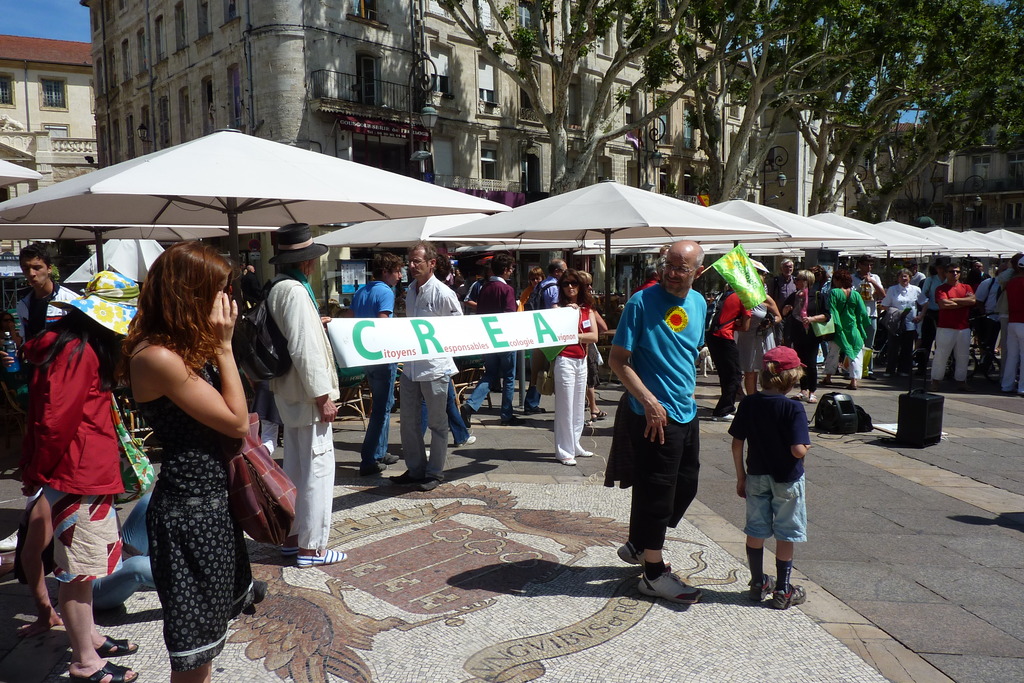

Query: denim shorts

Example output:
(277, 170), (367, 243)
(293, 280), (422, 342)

(743, 474), (807, 542)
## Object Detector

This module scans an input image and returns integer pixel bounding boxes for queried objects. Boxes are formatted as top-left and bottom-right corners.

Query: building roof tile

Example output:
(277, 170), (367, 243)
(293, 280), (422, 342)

(0, 35), (92, 66)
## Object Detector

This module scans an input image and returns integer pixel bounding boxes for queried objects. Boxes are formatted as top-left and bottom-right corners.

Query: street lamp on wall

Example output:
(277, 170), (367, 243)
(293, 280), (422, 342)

(636, 120), (666, 191)
(407, 54), (438, 179)
(761, 145), (788, 205)
(137, 122), (149, 142)
(419, 105), (438, 130)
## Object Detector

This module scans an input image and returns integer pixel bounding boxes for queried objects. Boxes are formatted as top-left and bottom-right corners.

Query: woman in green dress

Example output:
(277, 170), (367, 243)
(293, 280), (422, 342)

(822, 269), (872, 390)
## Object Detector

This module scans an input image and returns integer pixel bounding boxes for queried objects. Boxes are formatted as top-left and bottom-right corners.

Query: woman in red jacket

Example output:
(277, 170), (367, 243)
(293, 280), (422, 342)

(21, 271), (140, 683)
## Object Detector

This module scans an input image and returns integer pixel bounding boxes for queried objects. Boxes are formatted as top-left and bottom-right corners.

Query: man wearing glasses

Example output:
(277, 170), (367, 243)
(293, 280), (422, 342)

(393, 241), (463, 491)
(929, 263), (976, 392)
(609, 240), (706, 605)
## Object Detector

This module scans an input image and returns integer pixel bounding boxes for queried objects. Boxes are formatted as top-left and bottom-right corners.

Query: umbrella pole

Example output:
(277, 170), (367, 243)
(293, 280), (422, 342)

(227, 199), (243, 303)
(603, 230), (612, 309)
(94, 230), (104, 272)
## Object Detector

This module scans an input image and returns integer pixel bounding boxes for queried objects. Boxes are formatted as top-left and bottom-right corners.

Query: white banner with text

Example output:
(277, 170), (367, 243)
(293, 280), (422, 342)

(327, 308), (580, 368)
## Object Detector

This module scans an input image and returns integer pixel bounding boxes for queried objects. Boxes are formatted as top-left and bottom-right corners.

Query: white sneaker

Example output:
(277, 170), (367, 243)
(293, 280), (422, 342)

(0, 530), (17, 552)
(617, 541), (643, 565)
(558, 458), (577, 466)
(710, 413), (734, 422)
(576, 450), (595, 458)
(458, 435), (477, 446)
(638, 569), (702, 604)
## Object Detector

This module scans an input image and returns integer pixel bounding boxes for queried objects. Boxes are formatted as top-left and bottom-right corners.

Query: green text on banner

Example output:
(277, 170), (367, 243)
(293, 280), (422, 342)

(326, 308), (580, 368)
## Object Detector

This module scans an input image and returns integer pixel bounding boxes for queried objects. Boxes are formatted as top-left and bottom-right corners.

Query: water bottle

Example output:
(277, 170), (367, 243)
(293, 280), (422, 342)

(3, 331), (19, 373)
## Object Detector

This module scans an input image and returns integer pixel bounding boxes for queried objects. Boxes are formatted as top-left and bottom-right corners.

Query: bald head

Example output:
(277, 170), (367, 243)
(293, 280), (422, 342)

(659, 240), (705, 297)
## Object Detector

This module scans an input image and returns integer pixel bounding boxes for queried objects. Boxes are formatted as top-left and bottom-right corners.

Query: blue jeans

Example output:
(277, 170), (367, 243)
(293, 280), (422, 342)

(93, 492), (155, 610)
(360, 363), (397, 466)
(420, 379), (470, 445)
(466, 351), (516, 421)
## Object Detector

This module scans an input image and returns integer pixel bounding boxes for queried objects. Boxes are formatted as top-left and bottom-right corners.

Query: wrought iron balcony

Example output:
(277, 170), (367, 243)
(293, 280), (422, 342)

(310, 69), (425, 112)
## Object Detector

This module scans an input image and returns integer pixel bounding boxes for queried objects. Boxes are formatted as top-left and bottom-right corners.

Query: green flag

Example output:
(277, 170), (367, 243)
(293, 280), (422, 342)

(709, 245), (767, 309)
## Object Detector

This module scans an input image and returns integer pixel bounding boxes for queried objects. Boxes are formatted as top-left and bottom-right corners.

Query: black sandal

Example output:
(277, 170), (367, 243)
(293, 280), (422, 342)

(95, 635), (138, 658)
(69, 661), (138, 683)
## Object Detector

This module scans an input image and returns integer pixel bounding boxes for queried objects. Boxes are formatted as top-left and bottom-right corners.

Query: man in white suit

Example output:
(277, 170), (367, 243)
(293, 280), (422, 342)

(267, 223), (342, 569)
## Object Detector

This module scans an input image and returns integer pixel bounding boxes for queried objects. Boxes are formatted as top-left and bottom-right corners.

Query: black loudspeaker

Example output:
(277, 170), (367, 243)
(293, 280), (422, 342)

(814, 392), (858, 434)
(896, 389), (944, 447)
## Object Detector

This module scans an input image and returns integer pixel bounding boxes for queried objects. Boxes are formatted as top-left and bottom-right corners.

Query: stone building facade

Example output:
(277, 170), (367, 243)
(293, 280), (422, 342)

(86, 0), (717, 204)
(0, 34), (97, 201)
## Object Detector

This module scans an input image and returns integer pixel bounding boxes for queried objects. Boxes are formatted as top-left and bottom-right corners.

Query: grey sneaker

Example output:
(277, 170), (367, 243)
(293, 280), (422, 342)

(638, 569), (702, 604)
(771, 584), (807, 610)
(748, 575), (776, 602)
(617, 541), (643, 565)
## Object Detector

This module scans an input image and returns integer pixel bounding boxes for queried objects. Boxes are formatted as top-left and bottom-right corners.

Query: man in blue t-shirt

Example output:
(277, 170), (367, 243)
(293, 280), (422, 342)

(351, 252), (404, 476)
(610, 240), (706, 605)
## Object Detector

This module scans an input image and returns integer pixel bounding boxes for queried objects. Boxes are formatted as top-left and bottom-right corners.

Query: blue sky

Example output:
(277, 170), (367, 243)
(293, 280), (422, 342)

(1, 0), (91, 43)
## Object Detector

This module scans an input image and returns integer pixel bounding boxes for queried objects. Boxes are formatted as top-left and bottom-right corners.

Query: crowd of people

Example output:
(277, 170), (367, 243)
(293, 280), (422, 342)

(3, 231), (1023, 682)
(705, 252), (1024, 413)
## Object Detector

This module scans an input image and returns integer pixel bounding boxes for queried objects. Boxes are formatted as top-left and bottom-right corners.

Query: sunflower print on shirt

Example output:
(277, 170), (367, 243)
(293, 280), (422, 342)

(664, 305), (688, 332)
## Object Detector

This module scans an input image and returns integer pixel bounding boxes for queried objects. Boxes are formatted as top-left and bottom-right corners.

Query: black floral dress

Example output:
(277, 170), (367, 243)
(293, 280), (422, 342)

(138, 364), (254, 672)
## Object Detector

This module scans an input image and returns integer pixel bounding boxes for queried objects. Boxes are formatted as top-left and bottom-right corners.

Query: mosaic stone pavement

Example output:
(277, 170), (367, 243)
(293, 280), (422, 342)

(38, 481), (887, 683)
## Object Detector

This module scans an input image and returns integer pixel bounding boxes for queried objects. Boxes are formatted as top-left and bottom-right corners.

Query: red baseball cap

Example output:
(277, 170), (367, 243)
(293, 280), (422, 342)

(763, 346), (805, 371)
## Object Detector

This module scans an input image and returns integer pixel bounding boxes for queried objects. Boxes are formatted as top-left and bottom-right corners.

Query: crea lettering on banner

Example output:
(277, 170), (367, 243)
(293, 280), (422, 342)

(327, 307), (580, 368)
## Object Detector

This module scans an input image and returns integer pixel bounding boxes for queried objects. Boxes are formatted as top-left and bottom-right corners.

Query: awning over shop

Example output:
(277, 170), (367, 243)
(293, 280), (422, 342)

(335, 114), (430, 142)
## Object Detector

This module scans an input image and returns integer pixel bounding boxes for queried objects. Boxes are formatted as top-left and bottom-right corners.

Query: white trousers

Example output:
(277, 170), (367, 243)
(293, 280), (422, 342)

(553, 355), (587, 462)
(931, 327), (971, 382)
(824, 342), (863, 380)
(1001, 322), (1024, 393)
(282, 420), (335, 552)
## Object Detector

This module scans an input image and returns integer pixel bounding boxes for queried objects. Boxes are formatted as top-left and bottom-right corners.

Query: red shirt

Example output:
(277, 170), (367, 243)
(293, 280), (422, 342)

(20, 332), (122, 495)
(559, 306), (592, 359)
(1007, 276), (1024, 324)
(935, 282), (975, 330)
(713, 293), (752, 341)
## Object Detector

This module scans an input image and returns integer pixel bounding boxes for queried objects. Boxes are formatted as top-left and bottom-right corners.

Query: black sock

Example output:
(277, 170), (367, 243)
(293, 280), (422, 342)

(776, 559), (793, 592)
(644, 560), (666, 580)
(746, 545), (764, 584)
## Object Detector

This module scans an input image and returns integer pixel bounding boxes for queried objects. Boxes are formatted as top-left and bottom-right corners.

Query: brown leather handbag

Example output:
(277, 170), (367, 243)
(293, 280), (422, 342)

(222, 413), (297, 545)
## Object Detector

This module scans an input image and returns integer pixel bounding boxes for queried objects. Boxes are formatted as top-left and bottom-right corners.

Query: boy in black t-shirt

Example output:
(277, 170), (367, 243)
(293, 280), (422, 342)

(729, 346), (812, 609)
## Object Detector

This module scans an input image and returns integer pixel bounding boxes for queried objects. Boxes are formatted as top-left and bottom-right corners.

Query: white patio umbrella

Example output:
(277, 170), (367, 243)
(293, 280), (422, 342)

(315, 214), (547, 248)
(711, 200), (882, 246)
(0, 129), (509, 260)
(0, 159), (41, 186)
(984, 229), (1024, 252)
(961, 230), (1024, 257)
(431, 181), (781, 296)
(65, 239), (165, 283)
(809, 214), (944, 254)
(920, 225), (1007, 256)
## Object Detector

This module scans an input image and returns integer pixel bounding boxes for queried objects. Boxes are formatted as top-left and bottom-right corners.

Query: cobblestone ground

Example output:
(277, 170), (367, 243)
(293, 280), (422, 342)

(1, 372), (1021, 682)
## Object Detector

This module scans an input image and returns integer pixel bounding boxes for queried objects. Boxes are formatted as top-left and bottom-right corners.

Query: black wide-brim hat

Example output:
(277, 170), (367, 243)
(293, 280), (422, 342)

(269, 223), (329, 264)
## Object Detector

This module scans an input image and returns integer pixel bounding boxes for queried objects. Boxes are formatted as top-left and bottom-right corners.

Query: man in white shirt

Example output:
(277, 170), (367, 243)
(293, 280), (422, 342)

(393, 241), (463, 491)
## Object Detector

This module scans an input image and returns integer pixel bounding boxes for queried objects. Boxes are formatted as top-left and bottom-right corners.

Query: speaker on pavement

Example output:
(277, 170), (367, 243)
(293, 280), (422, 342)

(895, 389), (944, 447)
